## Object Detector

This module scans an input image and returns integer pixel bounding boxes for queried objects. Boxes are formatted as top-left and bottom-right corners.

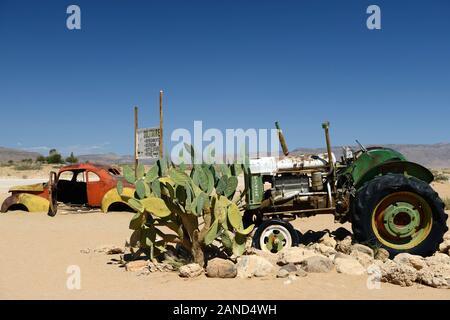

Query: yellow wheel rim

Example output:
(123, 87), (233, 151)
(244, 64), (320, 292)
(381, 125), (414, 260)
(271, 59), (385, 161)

(371, 191), (433, 250)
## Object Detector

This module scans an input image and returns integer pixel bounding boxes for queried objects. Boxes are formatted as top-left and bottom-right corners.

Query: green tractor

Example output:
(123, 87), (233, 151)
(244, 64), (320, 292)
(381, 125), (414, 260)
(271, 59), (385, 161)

(244, 122), (448, 257)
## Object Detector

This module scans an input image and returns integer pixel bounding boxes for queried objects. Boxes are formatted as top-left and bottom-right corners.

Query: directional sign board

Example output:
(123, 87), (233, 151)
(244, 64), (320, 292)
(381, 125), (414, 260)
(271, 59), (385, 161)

(137, 127), (160, 159)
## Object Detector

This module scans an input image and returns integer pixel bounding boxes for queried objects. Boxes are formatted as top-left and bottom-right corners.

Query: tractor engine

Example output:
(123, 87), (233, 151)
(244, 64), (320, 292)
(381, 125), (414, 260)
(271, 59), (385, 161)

(246, 153), (334, 212)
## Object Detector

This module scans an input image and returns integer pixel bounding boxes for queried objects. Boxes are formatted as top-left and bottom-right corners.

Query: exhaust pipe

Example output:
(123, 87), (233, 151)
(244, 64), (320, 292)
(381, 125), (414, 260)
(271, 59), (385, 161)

(275, 121), (289, 156)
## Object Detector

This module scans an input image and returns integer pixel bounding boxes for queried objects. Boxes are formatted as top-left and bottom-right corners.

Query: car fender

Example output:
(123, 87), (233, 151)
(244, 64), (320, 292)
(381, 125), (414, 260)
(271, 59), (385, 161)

(354, 160), (434, 189)
(1, 193), (49, 213)
(100, 187), (135, 213)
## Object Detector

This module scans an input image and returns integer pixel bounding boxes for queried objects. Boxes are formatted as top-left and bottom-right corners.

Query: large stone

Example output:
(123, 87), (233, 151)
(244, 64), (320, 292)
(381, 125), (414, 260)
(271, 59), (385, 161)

(335, 236), (352, 254)
(335, 257), (366, 276)
(236, 255), (275, 278)
(417, 269), (449, 289)
(277, 247), (317, 265)
(179, 263), (203, 278)
(248, 248), (279, 265)
(350, 244), (374, 257)
(125, 260), (149, 272)
(393, 253), (427, 271)
(280, 263), (298, 273)
(423, 253), (450, 289)
(319, 233), (337, 249)
(206, 258), (237, 278)
(380, 260), (417, 287)
(301, 256), (334, 273)
(425, 253), (450, 266)
(374, 248), (390, 262)
(350, 250), (374, 268)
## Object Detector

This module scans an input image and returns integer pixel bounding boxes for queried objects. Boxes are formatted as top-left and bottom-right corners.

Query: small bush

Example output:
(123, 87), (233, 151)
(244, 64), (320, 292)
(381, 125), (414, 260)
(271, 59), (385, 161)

(65, 152), (78, 164)
(14, 162), (42, 171)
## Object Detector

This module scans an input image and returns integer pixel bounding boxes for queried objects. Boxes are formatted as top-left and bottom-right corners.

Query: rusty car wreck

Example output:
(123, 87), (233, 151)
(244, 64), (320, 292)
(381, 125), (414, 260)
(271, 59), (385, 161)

(1, 163), (135, 215)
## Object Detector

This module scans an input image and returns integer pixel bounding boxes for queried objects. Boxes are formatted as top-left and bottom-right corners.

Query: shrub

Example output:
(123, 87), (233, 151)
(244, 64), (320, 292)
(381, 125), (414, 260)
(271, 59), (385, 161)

(431, 170), (449, 182)
(444, 198), (450, 210)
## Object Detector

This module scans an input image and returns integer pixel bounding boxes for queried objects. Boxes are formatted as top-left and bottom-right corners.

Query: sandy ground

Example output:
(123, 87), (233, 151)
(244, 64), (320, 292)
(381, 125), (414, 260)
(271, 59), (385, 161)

(0, 177), (449, 300)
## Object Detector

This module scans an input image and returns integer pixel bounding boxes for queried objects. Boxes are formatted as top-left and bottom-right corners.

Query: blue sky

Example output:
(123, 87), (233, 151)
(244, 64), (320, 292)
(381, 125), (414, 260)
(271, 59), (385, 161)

(0, 0), (449, 156)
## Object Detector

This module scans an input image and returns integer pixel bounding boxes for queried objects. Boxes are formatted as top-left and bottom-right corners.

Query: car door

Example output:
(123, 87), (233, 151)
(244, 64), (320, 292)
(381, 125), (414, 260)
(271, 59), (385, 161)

(86, 171), (107, 207)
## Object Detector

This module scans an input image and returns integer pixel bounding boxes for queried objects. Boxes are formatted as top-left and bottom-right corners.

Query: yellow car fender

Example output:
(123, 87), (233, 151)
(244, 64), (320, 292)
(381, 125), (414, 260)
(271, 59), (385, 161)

(101, 187), (135, 213)
(1, 193), (49, 213)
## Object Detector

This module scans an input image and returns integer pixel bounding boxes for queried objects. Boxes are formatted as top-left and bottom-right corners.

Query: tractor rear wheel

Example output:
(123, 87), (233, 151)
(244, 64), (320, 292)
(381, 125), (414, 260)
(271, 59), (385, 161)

(352, 174), (448, 258)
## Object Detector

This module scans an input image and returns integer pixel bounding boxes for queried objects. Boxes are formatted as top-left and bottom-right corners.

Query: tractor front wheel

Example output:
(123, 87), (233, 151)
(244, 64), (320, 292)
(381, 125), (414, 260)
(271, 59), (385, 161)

(352, 174), (448, 258)
(252, 220), (299, 254)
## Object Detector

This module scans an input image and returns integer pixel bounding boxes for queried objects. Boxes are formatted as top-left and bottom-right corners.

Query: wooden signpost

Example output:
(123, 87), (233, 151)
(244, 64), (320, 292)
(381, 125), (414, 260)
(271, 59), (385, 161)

(134, 91), (164, 176)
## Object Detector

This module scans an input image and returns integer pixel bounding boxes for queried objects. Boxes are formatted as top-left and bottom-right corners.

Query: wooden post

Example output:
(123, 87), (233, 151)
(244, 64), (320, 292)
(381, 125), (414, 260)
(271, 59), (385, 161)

(134, 106), (139, 177)
(159, 90), (164, 159)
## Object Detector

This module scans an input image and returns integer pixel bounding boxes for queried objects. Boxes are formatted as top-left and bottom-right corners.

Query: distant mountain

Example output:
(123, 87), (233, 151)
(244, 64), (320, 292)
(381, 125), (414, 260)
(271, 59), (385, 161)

(291, 143), (450, 168)
(0, 147), (42, 163)
(77, 153), (134, 164)
(1, 143), (449, 168)
(77, 153), (155, 165)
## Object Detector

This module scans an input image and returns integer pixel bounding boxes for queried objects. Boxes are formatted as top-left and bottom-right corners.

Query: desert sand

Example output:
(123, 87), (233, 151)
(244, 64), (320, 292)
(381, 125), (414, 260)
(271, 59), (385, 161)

(0, 176), (449, 300)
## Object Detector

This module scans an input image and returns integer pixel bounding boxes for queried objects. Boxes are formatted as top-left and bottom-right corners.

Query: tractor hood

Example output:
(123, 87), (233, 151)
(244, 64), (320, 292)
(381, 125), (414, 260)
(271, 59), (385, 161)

(9, 183), (46, 193)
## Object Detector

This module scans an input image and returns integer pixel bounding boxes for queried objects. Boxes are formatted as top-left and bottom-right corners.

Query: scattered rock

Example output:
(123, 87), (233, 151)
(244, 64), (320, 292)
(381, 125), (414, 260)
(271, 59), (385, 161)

(335, 257), (366, 276)
(236, 255), (275, 278)
(311, 243), (337, 257)
(380, 260), (417, 287)
(248, 248), (279, 265)
(106, 247), (125, 255)
(350, 244), (374, 257)
(206, 258), (237, 278)
(277, 269), (290, 278)
(374, 248), (390, 262)
(438, 240), (450, 254)
(295, 268), (308, 277)
(333, 252), (353, 260)
(92, 244), (124, 254)
(350, 250), (374, 268)
(125, 260), (149, 272)
(301, 256), (334, 273)
(319, 233), (337, 249)
(179, 263), (204, 278)
(149, 262), (175, 273)
(277, 247), (317, 265)
(80, 248), (90, 254)
(335, 236), (352, 254)
(394, 253), (427, 271)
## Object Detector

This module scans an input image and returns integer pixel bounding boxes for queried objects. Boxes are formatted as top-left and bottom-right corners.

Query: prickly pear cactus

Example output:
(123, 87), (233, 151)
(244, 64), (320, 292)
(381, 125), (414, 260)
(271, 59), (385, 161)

(117, 145), (253, 266)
